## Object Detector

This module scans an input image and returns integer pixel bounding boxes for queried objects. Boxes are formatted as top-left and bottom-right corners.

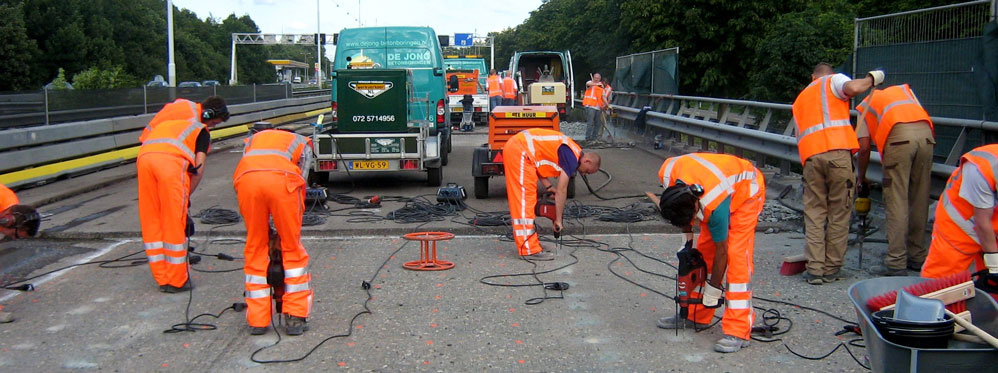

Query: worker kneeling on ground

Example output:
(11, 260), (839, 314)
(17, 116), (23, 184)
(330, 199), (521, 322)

(921, 144), (998, 295)
(656, 153), (765, 353)
(503, 128), (600, 260)
(233, 124), (314, 336)
(0, 184), (42, 324)
(137, 110), (224, 293)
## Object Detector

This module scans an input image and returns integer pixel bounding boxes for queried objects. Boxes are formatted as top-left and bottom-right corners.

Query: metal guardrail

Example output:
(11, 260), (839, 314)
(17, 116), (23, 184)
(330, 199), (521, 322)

(598, 92), (998, 197)
(0, 85), (329, 129)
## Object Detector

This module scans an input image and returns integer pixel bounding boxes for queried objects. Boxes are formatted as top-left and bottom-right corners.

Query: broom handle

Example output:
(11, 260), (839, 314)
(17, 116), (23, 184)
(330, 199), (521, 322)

(946, 309), (998, 349)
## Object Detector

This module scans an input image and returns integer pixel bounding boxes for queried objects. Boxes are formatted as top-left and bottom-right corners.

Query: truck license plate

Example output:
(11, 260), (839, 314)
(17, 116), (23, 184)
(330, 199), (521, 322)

(504, 112), (540, 118)
(452, 107), (463, 112)
(350, 160), (389, 170)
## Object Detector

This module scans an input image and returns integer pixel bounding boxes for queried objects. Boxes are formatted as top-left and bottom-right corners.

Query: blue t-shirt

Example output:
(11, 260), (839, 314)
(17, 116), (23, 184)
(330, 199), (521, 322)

(706, 196), (731, 242)
(557, 145), (578, 177)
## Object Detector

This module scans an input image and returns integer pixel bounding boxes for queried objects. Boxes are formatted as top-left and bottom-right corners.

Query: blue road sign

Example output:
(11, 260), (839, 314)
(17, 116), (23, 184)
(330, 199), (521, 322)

(455, 33), (473, 47)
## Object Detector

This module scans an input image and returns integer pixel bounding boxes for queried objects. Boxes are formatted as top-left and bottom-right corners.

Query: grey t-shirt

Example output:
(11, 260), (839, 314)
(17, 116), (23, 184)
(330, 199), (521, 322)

(959, 163), (996, 209)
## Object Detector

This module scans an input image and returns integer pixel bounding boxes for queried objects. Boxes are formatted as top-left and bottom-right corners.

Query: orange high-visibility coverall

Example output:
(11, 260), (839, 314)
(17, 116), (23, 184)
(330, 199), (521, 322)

(502, 129), (582, 256)
(502, 76), (517, 100)
(137, 119), (205, 287)
(139, 99), (201, 143)
(0, 184), (18, 211)
(659, 153), (765, 340)
(922, 145), (998, 279)
(233, 129), (314, 327)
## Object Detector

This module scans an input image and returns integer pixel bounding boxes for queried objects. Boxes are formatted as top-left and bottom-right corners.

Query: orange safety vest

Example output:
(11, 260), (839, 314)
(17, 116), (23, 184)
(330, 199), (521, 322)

(488, 75), (503, 97)
(517, 128), (582, 178)
(138, 119), (205, 164)
(502, 76), (517, 99)
(658, 153), (762, 222)
(140, 99), (201, 143)
(0, 183), (18, 212)
(233, 130), (313, 183)
(791, 75), (859, 165)
(856, 84), (934, 151)
(582, 84), (605, 108)
(934, 144), (998, 251)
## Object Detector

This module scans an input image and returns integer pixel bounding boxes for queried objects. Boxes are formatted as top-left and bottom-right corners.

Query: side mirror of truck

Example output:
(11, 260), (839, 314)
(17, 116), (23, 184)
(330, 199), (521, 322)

(433, 67), (444, 76)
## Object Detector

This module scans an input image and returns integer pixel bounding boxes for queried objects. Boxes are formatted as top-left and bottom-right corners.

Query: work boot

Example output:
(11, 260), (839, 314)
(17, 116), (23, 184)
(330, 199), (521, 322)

(823, 269), (852, 283)
(524, 251), (555, 261)
(656, 315), (709, 329)
(802, 272), (823, 285)
(714, 335), (750, 353)
(868, 265), (907, 277)
(285, 316), (309, 336)
(907, 261), (924, 271)
(249, 326), (267, 335)
(159, 280), (192, 293)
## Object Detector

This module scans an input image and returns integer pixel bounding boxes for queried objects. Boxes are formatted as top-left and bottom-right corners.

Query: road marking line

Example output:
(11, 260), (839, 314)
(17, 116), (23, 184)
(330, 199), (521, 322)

(0, 239), (133, 302)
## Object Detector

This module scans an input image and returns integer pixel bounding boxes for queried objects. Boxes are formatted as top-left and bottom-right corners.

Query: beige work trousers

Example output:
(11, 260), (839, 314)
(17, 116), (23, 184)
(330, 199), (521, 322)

(803, 149), (855, 276)
(881, 121), (934, 269)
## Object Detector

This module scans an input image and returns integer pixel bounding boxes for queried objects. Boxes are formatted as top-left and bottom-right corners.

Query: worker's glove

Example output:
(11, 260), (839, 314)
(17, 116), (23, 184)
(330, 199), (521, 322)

(985, 252), (998, 274)
(867, 70), (885, 86)
(702, 282), (723, 308)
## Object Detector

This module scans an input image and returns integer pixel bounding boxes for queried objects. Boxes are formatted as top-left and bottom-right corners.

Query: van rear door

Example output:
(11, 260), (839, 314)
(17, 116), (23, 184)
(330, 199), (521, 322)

(565, 50), (575, 108)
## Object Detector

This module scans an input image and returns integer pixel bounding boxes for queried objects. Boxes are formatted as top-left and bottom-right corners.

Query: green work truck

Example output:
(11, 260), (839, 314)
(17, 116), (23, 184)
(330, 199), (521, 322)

(312, 26), (450, 186)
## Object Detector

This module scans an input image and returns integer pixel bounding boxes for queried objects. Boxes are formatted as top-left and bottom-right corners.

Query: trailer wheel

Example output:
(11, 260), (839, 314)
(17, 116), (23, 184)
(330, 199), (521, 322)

(447, 131), (453, 153)
(441, 143), (449, 166)
(474, 177), (489, 199)
(567, 177), (577, 199)
(427, 167), (443, 187)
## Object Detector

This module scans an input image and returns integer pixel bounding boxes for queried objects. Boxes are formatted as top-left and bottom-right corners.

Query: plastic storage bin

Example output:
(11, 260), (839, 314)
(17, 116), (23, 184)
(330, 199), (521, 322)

(848, 277), (998, 373)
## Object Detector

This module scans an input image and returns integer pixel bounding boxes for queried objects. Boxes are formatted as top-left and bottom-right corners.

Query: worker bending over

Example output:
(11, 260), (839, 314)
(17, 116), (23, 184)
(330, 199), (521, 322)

(791, 63), (882, 284)
(139, 96), (229, 143)
(922, 145), (998, 294)
(855, 84), (935, 276)
(502, 128), (600, 261)
(233, 124), (314, 336)
(0, 184), (42, 323)
(137, 111), (226, 292)
(656, 153), (764, 353)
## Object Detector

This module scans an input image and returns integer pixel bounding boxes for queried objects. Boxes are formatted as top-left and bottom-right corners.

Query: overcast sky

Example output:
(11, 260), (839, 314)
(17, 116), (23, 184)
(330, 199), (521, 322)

(171, 0), (541, 59)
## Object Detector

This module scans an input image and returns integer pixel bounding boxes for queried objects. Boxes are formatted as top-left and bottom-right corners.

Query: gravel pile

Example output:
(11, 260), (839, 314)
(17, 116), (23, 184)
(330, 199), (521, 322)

(760, 200), (801, 223)
(560, 120), (588, 139)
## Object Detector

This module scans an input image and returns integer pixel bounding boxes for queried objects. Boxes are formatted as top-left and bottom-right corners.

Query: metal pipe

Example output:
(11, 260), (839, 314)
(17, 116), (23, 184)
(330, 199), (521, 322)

(855, 0), (988, 22)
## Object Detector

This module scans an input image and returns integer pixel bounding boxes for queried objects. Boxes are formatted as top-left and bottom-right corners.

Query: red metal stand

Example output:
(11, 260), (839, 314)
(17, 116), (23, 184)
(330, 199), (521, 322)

(401, 232), (455, 271)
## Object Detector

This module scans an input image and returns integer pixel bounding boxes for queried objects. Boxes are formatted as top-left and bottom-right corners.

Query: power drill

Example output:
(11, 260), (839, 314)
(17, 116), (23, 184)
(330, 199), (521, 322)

(535, 192), (560, 238)
(854, 181), (871, 269)
(675, 241), (708, 319)
(266, 228), (286, 314)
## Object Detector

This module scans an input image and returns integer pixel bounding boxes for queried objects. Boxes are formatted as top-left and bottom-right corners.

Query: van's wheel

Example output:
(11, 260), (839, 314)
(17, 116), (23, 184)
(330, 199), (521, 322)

(427, 167), (443, 187)
(474, 177), (489, 199)
(441, 143), (449, 166)
(567, 177), (577, 199)
(447, 131), (453, 153)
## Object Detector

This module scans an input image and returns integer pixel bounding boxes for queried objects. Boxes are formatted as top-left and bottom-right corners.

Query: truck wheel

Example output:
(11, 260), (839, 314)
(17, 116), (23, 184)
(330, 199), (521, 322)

(441, 143), (449, 166)
(474, 177), (489, 199)
(447, 131), (453, 153)
(427, 167), (443, 187)
(567, 177), (577, 199)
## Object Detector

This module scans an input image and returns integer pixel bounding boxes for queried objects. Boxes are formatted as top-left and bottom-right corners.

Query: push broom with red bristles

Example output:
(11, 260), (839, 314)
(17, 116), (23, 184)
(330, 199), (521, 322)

(865, 271), (998, 348)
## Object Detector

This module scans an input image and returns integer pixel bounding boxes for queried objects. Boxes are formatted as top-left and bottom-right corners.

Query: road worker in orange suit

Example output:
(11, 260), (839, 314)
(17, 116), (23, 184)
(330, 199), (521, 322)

(503, 128), (601, 260)
(0, 184), (42, 323)
(922, 145), (998, 294)
(233, 124), (314, 336)
(791, 63), (882, 285)
(855, 84), (935, 276)
(137, 109), (227, 293)
(655, 153), (765, 353)
(502, 70), (518, 106)
(139, 96), (229, 143)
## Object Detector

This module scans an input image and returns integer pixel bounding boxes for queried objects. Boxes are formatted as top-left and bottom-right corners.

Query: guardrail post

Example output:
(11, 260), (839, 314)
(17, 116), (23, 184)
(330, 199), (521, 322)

(143, 85), (148, 114)
(253, 83), (257, 102)
(780, 159), (791, 176)
(44, 88), (50, 125)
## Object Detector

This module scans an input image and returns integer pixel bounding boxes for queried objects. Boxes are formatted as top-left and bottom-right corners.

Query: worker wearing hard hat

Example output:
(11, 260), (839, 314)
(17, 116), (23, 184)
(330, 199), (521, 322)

(502, 128), (601, 260)
(791, 63), (882, 284)
(139, 96), (230, 143)
(655, 153), (765, 353)
(855, 84), (935, 276)
(233, 124), (314, 336)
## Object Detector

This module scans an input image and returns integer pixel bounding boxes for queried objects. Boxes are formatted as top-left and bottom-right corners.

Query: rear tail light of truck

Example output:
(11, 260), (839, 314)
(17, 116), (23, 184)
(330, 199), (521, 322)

(402, 160), (419, 170)
(318, 160), (337, 170)
(436, 100), (445, 124)
(482, 164), (501, 175)
(331, 101), (338, 122)
(474, 107), (482, 112)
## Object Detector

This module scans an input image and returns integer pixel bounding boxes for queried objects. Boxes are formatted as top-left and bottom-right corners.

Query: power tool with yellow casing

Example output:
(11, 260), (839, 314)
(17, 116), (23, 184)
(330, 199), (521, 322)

(854, 181), (871, 269)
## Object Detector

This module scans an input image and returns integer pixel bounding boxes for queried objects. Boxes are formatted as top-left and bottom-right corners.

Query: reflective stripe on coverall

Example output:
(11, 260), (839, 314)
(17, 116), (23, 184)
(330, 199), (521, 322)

(140, 99), (201, 143)
(791, 75), (859, 165)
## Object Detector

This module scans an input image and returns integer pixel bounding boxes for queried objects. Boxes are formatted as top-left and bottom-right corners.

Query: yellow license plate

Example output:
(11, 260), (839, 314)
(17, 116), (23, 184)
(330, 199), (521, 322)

(504, 112), (540, 118)
(452, 107), (463, 112)
(542, 91), (554, 95)
(350, 160), (389, 170)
